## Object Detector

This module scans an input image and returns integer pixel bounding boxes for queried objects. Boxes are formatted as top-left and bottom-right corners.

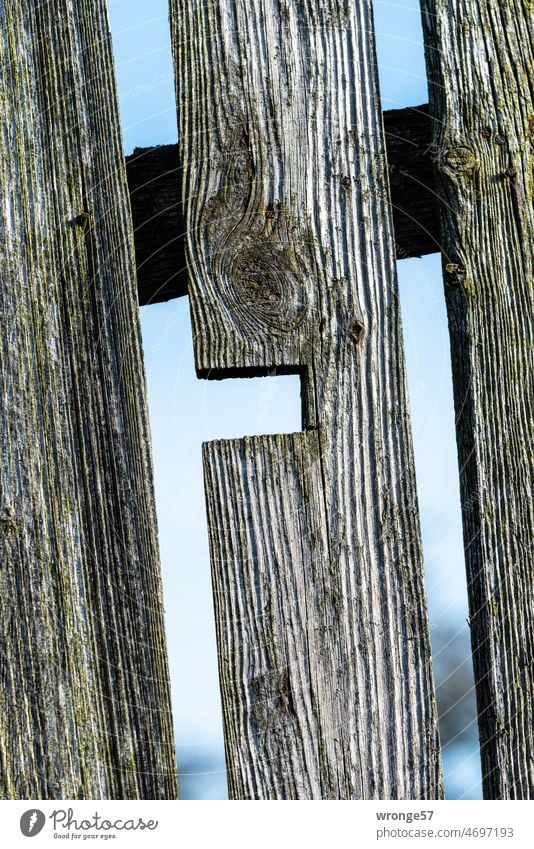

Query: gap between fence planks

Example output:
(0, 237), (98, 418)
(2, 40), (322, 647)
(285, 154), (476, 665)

(127, 105), (440, 306)
(0, 0), (178, 799)
(421, 0), (534, 799)
(173, 0), (443, 799)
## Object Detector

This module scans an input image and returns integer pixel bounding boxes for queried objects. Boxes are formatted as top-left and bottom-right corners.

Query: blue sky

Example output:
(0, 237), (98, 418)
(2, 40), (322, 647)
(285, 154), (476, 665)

(108, 0), (482, 800)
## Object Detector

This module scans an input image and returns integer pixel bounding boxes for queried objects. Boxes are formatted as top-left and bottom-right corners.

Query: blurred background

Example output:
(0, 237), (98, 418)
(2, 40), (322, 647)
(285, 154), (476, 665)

(108, 0), (482, 799)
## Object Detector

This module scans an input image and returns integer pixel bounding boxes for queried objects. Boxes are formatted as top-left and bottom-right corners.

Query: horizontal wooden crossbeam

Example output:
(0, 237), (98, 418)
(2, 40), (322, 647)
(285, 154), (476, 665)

(127, 104), (439, 307)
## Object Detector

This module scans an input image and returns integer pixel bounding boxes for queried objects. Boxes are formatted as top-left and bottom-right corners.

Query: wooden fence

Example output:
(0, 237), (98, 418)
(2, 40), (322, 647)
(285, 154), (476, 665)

(0, 0), (531, 800)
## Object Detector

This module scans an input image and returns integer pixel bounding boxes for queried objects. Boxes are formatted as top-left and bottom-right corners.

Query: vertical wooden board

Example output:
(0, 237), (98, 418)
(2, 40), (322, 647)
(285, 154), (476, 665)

(204, 433), (438, 799)
(204, 434), (330, 799)
(420, 0), (534, 798)
(174, 0), (443, 798)
(127, 106), (441, 307)
(0, 1), (178, 798)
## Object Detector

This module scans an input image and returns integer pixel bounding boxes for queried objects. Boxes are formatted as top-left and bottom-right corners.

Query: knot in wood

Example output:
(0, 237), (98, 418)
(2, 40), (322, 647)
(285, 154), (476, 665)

(228, 240), (307, 336)
(443, 146), (478, 175)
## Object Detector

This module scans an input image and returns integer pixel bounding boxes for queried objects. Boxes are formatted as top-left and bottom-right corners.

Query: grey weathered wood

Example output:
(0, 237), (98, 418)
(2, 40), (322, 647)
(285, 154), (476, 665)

(127, 105), (440, 306)
(421, 0), (534, 799)
(0, 0), (178, 799)
(174, 0), (443, 799)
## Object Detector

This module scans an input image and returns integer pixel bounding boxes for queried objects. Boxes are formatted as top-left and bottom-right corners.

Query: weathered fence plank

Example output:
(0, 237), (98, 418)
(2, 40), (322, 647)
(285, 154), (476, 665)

(421, 0), (533, 798)
(174, 0), (443, 799)
(128, 105), (440, 306)
(0, 1), (178, 798)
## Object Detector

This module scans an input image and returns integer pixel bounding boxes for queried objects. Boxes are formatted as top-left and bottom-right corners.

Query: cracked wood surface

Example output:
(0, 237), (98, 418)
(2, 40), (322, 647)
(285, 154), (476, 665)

(421, 0), (534, 799)
(0, 0), (178, 798)
(127, 105), (440, 306)
(173, 0), (443, 799)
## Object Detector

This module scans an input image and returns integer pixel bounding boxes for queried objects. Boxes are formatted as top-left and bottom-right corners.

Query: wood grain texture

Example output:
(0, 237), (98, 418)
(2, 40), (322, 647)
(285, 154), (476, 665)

(0, 0), (178, 798)
(174, 0), (443, 799)
(127, 105), (439, 306)
(421, 0), (534, 799)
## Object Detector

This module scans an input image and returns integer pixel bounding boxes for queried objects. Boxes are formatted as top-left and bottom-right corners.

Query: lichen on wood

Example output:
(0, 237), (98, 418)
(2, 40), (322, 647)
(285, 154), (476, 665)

(0, 0), (178, 799)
